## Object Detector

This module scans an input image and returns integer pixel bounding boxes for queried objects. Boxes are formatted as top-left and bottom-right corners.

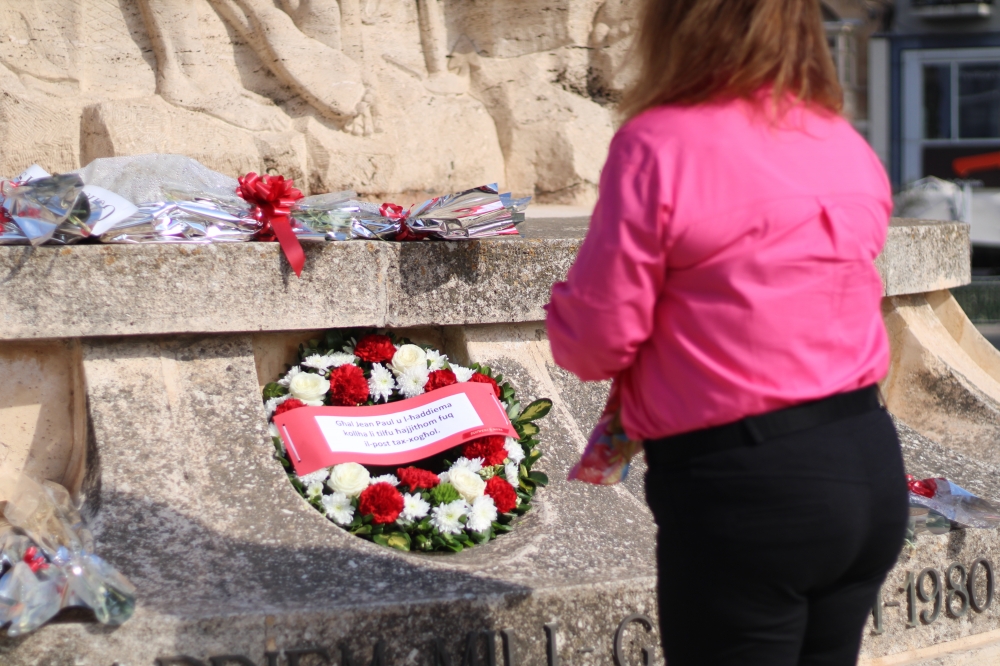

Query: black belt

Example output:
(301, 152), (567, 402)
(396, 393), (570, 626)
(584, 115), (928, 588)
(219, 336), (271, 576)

(643, 385), (882, 468)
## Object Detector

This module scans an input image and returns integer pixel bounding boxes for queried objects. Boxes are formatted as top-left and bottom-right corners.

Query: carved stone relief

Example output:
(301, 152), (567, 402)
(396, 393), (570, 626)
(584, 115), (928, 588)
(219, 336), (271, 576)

(0, 0), (631, 203)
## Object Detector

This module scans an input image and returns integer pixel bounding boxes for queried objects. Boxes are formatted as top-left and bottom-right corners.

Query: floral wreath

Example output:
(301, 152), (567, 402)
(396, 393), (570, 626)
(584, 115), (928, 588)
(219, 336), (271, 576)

(263, 329), (551, 553)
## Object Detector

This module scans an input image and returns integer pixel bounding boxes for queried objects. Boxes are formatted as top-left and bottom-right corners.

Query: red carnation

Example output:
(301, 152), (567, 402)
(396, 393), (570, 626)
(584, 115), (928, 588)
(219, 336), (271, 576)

(485, 476), (517, 514)
(354, 334), (396, 363)
(328, 364), (369, 406)
(469, 372), (501, 399)
(397, 466), (440, 492)
(425, 369), (457, 392)
(463, 435), (508, 466)
(273, 398), (306, 418)
(358, 482), (404, 524)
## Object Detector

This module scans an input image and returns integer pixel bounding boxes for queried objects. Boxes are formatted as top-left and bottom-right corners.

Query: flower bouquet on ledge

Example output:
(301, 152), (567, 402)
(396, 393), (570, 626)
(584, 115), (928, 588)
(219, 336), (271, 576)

(263, 329), (551, 553)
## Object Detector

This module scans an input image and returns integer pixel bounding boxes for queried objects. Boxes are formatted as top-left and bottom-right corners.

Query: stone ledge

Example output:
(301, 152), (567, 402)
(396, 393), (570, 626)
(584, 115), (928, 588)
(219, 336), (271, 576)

(0, 218), (970, 340)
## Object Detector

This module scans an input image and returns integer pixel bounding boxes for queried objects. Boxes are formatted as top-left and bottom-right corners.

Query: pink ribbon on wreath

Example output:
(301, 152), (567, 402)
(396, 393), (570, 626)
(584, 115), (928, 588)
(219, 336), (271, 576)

(237, 172), (306, 276)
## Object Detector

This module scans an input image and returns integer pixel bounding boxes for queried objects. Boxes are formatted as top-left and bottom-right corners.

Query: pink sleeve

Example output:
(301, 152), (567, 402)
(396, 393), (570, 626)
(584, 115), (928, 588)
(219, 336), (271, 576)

(545, 131), (671, 381)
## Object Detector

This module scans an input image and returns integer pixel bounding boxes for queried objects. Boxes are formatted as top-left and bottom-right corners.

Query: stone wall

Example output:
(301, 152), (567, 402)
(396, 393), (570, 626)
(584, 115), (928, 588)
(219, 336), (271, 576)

(0, 0), (630, 205)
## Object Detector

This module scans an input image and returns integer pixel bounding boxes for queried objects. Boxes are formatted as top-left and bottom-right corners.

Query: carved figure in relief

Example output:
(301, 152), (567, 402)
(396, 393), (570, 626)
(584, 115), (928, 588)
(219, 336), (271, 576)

(137, 0), (367, 132)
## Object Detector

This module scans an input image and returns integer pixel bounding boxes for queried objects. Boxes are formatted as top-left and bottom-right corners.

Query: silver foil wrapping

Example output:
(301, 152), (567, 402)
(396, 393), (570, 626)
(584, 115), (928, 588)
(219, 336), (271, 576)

(1, 174), (93, 246)
(405, 184), (529, 239)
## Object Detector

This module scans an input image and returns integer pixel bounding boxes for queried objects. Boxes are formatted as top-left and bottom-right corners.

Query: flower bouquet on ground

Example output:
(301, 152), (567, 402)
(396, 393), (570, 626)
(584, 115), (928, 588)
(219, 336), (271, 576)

(263, 329), (551, 553)
(907, 475), (1000, 542)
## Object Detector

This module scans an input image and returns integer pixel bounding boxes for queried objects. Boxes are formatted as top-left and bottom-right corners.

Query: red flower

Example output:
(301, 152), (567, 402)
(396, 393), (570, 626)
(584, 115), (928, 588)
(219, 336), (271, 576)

(328, 364), (370, 406)
(358, 482), (404, 524)
(354, 334), (396, 363)
(463, 435), (508, 466)
(397, 466), (440, 492)
(425, 369), (457, 392)
(273, 398), (306, 418)
(485, 476), (517, 514)
(469, 372), (501, 399)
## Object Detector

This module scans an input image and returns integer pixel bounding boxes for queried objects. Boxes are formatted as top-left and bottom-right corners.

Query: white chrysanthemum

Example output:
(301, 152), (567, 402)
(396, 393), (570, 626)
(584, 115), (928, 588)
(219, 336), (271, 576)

(391, 344), (428, 377)
(466, 495), (497, 533)
(400, 492), (430, 522)
(397, 366), (429, 399)
(426, 349), (448, 371)
(431, 499), (468, 535)
(327, 462), (371, 497)
(277, 365), (302, 387)
(288, 372), (330, 405)
(368, 363), (395, 403)
(371, 474), (399, 486)
(504, 438), (525, 464)
(448, 466), (487, 503)
(450, 457), (483, 474)
(268, 422), (281, 439)
(321, 492), (354, 525)
(437, 471), (450, 484)
(297, 468), (330, 486)
(451, 365), (475, 382)
(305, 481), (324, 500)
(504, 461), (519, 486)
(302, 353), (357, 371)
(265, 394), (291, 417)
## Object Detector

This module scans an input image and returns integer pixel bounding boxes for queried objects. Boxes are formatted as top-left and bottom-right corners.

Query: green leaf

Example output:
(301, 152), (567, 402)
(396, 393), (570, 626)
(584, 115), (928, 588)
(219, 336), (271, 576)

(372, 533), (390, 547)
(516, 422), (539, 438)
(386, 532), (411, 551)
(352, 525), (372, 536)
(528, 471), (549, 486)
(262, 382), (287, 400)
(492, 522), (513, 533)
(515, 399), (552, 423)
(472, 529), (492, 545)
(505, 401), (522, 420)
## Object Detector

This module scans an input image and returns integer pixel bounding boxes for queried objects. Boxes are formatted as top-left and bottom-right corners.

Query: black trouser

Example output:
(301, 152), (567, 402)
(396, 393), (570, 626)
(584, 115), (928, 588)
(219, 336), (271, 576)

(643, 401), (908, 666)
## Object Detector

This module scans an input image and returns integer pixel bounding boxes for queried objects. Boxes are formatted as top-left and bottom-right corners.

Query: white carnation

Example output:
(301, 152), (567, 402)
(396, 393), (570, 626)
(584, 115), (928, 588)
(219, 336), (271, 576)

(297, 468), (330, 485)
(466, 495), (497, 532)
(451, 457), (483, 474)
(390, 344), (428, 376)
(397, 366), (429, 399)
(431, 499), (468, 535)
(368, 363), (395, 403)
(400, 492), (430, 522)
(305, 481), (324, 500)
(265, 394), (291, 417)
(371, 474), (399, 486)
(322, 492), (354, 525)
(504, 438), (525, 464)
(277, 365), (302, 387)
(451, 365), (475, 382)
(448, 466), (486, 503)
(302, 353), (357, 371)
(327, 462), (371, 497)
(288, 371), (330, 405)
(426, 349), (448, 371)
(504, 461), (519, 486)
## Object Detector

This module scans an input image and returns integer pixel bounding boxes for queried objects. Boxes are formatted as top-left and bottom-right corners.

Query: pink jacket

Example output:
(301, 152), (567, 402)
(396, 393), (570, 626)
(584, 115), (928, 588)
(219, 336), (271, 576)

(545, 98), (893, 440)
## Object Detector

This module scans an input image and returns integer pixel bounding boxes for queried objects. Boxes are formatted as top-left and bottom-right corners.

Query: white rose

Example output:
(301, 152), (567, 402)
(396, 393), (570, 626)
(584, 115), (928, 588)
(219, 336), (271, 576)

(288, 372), (330, 405)
(447, 466), (486, 503)
(327, 462), (371, 497)
(390, 344), (427, 376)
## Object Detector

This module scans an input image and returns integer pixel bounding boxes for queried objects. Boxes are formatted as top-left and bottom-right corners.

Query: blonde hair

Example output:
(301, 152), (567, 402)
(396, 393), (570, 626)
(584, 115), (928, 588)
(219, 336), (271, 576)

(618, 0), (843, 121)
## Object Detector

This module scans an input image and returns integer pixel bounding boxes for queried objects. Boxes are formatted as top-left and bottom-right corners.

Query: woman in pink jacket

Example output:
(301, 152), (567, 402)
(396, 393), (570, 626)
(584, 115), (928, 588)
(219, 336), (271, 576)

(546, 1), (908, 664)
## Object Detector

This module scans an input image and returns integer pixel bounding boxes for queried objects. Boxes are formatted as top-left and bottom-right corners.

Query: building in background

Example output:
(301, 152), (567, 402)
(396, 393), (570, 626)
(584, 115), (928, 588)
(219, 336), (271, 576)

(870, 0), (1000, 189)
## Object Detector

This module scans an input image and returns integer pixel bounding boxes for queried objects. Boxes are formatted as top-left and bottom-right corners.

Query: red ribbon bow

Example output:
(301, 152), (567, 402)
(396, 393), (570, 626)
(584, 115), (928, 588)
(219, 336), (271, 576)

(22, 546), (48, 573)
(237, 172), (305, 276)
(906, 474), (937, 499)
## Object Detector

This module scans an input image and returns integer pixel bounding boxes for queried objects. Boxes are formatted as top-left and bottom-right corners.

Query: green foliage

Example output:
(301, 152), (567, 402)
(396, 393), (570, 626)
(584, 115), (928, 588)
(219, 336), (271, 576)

(430, 482), (461, 504)
(516, 399), (552, 423)
(262, 382), (287, 400)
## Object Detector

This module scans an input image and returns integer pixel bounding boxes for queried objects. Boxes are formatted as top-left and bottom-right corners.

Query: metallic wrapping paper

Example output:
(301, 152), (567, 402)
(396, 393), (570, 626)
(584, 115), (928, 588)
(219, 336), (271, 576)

(405, 184), (530, 239)
(1, 174), (94, 246)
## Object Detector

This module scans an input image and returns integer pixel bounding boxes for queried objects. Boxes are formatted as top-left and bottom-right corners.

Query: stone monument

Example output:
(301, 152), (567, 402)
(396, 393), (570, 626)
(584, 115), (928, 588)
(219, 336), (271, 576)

(0, 0), (628, 204)
(2, 215), (999, 665)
